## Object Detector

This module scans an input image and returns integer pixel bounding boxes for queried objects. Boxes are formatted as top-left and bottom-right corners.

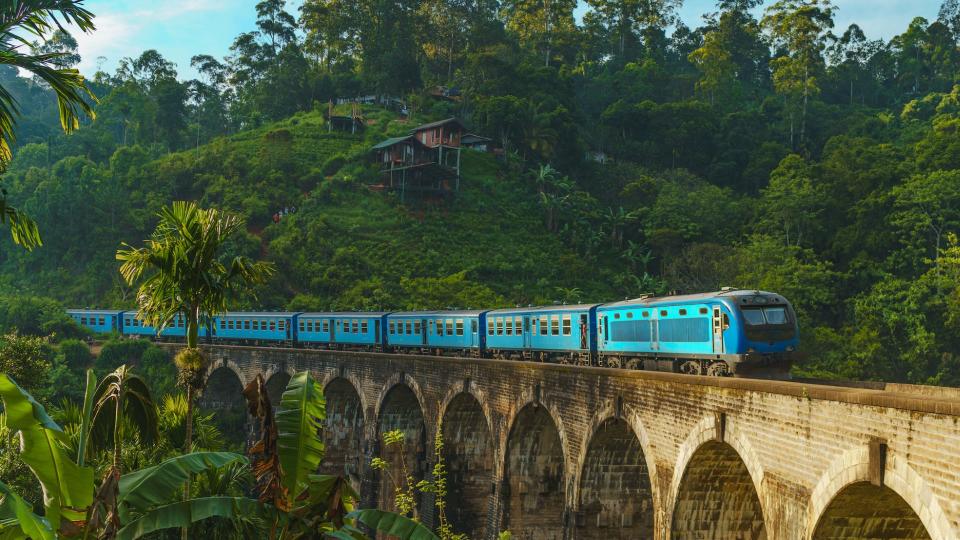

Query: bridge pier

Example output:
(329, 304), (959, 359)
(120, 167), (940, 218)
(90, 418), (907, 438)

(185, 344), (960, 540)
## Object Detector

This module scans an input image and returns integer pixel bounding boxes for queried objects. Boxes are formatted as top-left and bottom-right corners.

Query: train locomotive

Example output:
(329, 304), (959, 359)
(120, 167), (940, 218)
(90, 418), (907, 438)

(68, 288), (800, 378)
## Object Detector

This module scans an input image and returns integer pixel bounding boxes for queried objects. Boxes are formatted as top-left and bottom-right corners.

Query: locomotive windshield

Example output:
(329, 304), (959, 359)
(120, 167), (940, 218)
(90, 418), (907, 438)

(740, 304), (795, 341)
(742, 306), (788, 325)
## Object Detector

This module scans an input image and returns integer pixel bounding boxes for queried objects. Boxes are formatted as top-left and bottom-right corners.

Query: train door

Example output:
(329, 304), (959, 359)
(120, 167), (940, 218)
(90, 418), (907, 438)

(285, 319), (291, 341)
(712, 307), (724, 353)
(422, 319), (428, 346)
(374, 319), (381, 344)
(329, 318), (336, 343)
(523, 316), (532, 349)
(651, 311), (659, 351)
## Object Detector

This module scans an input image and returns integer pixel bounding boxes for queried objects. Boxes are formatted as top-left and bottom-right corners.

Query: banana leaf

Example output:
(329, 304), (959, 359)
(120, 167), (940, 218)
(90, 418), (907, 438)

(0, 375), (93, 530)
(0, 480), (54, 540)
(118, 451), (247, 519)
(347, 510), (440, 540)
(76, 369), (97, 466)
(114, 496), (264, 540)
(276, 371), (325, 507)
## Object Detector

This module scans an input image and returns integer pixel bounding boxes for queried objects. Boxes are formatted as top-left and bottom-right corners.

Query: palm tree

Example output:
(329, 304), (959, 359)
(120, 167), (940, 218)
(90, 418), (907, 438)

(0, 1), (98, 250)
(117, 201), (274, 457)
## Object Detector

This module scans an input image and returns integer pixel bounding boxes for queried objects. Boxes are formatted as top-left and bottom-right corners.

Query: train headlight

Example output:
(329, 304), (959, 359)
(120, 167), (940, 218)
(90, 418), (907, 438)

(787, 345), (795, 352)
(747, 347), (755, 353)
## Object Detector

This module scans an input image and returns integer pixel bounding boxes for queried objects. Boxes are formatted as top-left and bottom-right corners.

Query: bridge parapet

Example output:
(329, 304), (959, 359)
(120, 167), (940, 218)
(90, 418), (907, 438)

(169, 344), (960, 540)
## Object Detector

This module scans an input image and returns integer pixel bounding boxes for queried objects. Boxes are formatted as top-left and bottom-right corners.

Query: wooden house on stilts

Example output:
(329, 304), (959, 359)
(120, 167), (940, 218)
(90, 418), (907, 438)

(371, 118), (465, 201)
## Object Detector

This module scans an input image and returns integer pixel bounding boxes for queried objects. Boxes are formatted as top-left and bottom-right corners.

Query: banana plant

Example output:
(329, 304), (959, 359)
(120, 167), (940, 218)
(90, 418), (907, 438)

(0, 373), (93, 538)
(0, 371), (267, 540)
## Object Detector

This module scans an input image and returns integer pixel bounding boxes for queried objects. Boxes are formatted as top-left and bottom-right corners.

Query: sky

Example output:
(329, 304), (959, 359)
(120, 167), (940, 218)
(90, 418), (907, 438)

(72, 0), (943, 81)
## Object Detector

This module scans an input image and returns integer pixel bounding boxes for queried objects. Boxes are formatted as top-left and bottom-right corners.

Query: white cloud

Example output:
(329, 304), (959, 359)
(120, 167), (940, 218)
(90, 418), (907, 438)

(72, 0), (228, 75)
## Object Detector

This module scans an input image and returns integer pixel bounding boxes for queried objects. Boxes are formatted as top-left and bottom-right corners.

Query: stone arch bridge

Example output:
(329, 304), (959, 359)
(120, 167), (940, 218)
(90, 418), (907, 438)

(172, 344), (960, 540)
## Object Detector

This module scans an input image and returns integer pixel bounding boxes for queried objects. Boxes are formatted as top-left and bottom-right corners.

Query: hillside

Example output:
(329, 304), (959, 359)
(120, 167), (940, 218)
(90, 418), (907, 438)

(0, 106), (621, 310)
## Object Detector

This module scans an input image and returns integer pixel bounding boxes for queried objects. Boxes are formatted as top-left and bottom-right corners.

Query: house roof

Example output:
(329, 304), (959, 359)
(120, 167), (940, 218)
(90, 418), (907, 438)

(370, 135), (415, 151)
(411, 117), (465, 132)
(462, 133), (492, 144)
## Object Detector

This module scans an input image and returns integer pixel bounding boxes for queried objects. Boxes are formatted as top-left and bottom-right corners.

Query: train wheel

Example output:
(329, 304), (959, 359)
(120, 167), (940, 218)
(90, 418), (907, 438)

(680, 360), (703, 375)
(626, 358), (643, 370)
(707, 361), (731, 377)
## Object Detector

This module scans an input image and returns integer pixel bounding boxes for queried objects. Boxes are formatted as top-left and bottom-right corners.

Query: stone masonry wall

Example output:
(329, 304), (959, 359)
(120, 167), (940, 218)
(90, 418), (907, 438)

(182, 345), (960, 540)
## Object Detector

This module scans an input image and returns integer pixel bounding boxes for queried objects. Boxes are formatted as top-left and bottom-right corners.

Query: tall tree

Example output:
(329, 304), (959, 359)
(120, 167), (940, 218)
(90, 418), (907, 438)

(502, 0), (577, 66)
(762, 0), (835, 150)
(585, 0), (681, 61)
(116, 202), (274, 461)
(0, 0), (98, 250)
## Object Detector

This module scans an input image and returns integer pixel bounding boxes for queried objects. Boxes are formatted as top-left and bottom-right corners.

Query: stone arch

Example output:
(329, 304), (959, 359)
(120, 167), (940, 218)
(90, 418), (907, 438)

(808, 446), (954, 540)
(575, 416), (655, 538)
(265, 371), (291, 406)
(321, 378), (366, 491)
(502, 401), (568, 540)
(203, 357), (246, 388)
(374, 383), (428, 516)
(669, 415), (768, 540)
(497, 390), (570, 482)
(200, 365), (248, 448)
(440, 391), (494, 540)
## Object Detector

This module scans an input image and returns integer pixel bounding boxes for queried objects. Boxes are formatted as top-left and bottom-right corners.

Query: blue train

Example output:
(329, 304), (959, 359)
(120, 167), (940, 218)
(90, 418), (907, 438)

(68, 288), (800, 377)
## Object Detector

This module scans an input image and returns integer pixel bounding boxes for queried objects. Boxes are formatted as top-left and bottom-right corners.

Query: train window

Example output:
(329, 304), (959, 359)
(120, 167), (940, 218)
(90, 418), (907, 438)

(515, 317), (522, 335)
(471, 320), (478, 334)
(614, 313), (620, 319)
(415, 321), (422, 334)
(446, 319), (454, 336)
(261, 320), (267, 330)
(627, 312), (633, 319)
(322, 320), (329, 332)
(642, 311), (649, 318)
(270, 321), (276, 331)
(456, 320), (464, 336)
(389, 322), (395, 334)
(741, 309), (765, 325)
(400, 322), (406, 335)
(540, 316), (548, 335)
(679, 309), (687, 316)
(505, 319), (513, 335)
(488, 320), (494, 335)
(436, 320), (443, 334)
(352, 320), (359, 333)
(279, 320), (285, 331)
(100, 317), (106, 326)
(562, 315), (572, 335)
(660, 310), (667, 317)
(299, 321), (305, 331)
(81, 316), (87, 325)
(177, 318), (183, 328)
(361, 321), (369, 333)
(700, 307), (708, 315)
(406, 321), (412, 334)
(496, 318), (504, 335)
(551, 316), (560, 336)
(763, 307), (788, 325)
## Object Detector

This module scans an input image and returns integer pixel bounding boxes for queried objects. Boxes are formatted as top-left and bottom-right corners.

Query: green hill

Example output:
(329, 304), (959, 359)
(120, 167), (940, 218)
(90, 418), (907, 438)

(0, 107), (621, 310)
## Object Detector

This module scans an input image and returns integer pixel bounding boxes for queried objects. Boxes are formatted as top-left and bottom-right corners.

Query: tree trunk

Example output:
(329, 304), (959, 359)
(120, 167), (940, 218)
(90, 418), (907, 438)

(181, 312), (200, 540)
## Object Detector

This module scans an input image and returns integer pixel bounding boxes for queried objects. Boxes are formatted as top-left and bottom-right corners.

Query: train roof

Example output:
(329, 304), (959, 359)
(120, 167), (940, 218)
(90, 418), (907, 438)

(487, 303), (600, 315)
(599, 289), (782, 308)
(299, 311), (391, 317)
(68, 308), (125, 314)
(220, 311), (301, 317)
(389, 310), (488, 317)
